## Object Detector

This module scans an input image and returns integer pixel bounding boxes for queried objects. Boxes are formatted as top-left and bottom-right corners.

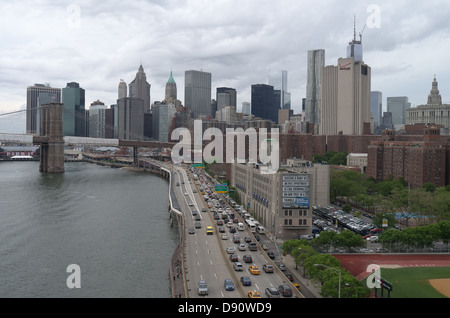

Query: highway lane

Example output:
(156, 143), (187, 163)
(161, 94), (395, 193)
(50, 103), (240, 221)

(172, 165), (301, 298)
(173, 167), (243, 298)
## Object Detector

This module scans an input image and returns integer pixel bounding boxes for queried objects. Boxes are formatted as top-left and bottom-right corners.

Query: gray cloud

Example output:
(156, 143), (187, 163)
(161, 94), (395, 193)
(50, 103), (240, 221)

(1, 0), (450, 117)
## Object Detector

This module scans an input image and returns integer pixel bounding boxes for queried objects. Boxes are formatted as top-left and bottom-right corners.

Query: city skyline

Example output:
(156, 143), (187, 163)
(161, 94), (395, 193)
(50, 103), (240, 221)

(1, 0), (450, 117)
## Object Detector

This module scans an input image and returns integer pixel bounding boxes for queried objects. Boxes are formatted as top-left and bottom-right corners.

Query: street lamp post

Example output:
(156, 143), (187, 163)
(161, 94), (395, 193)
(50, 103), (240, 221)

(314, 264), (341, 298)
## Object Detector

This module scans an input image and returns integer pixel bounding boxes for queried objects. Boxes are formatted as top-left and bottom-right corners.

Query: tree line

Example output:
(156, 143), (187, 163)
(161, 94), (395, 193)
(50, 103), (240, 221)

(330, 169), (450, 225)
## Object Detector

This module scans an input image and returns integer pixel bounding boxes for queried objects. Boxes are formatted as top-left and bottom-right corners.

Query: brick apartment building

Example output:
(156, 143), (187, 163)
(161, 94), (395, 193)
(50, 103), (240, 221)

(367, 126), (450, 188)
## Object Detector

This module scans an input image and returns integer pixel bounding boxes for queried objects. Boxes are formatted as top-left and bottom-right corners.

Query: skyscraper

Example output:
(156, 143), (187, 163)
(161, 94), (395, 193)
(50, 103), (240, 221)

(62, 82), (86, 137)
(129, 64), (151, 112)
(370, 91), (382, 133)
(251, 84), (277, 123)
(26, 83), (61, 134)
(118, 79), (127, 99)
(305, 49), (325, 126)
(387, 96), (411, 128)
(117, 97), (144, 140)
(165, 71), (177, 103)
(269, 70), (291, 110)
(216, 87), (237, 113)
(185, 70), (212, 119)
(319, 56), (371, 135)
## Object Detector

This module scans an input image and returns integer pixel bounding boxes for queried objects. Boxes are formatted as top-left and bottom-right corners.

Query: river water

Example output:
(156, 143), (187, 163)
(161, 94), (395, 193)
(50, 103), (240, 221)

(0, 161), (178, 298)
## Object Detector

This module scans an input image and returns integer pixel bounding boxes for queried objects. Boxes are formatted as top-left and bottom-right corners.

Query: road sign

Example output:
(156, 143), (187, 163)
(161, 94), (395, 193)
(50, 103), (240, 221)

(215, 184), (228, 193)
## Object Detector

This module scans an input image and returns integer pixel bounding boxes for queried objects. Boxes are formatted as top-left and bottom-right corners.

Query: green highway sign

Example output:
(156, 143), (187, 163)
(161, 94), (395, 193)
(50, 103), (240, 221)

(215, 184), (228, 193)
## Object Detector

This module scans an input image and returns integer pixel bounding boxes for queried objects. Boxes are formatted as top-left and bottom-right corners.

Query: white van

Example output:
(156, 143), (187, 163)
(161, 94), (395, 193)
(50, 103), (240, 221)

(256, 226), (265, 234)
(237, 223), (245, 231)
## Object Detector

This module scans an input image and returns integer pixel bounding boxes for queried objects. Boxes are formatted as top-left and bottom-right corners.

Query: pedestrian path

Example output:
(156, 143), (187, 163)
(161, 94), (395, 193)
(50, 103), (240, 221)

(283, 254), (323, 298)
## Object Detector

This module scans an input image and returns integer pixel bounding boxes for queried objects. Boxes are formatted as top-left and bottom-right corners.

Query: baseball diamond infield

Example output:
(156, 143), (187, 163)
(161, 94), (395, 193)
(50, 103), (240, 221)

(333, 254), (450, 280)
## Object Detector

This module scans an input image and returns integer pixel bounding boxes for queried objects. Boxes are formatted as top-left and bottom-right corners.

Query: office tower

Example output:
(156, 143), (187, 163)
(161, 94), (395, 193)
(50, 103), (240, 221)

(118, 80), (127, 99)
(269, 70), (291, 110)
(242, 102), (251, 115)
(406, 76), (450, 129)
(89, 100), (107, 138)
(62, 82), (86, 136)
(129, 64), (151, 112)
(380, 112), (394, 131)
(111, 104), (119, 138)
(305, 49), (325, 126)
(152, 102), (176, 142)
(117, 97), (144, 140)
(347, 19), (363, 62)
(319, 31), (371, 136)
(185, 70), (212, 119)
(251, 84), (277, 123)
(387, 96), (411, 128)
(26, 83), (61, 134)
(216, 87), (237, 112)
(165, 71), (177, 103)
(371, 91), (382, 133)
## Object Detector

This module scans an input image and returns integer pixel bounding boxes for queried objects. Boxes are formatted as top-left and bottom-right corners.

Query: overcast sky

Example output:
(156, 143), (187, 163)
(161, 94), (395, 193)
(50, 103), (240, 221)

(1, 0), (450, 118)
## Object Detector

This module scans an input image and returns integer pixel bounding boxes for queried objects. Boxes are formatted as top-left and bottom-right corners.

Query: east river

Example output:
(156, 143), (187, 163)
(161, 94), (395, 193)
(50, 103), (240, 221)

(0, 161), (178, 297)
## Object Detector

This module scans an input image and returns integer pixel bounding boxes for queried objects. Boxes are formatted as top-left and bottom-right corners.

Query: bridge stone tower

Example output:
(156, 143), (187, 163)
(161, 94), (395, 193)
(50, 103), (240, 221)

(33, 103), (65, 173)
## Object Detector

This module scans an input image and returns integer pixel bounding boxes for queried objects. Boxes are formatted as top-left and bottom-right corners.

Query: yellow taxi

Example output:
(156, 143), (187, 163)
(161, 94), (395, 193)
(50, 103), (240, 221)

(249, 265), (260, 275)
(248, 290), (261, 298)
(206, 226), (213, 235)
(293, 283), (301, 291)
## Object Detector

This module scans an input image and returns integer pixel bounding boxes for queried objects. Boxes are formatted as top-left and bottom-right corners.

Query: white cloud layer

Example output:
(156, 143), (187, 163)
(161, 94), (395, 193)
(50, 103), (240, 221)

(1, 0), (450, 117)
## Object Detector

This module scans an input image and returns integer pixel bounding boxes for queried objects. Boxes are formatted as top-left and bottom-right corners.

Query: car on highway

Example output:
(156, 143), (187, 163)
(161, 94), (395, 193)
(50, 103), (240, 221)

(218, 227), (225, 233)
(233, 262), (243, 271)
(249, 265), (260, 275)
(192, 210), (198, 216)
(198, 280), (208, 296)
(267, 251), (275, 259)
(195, 222), (201, 229)
(188, 228), (195, 234)
(238, 243), (246, 251)
(243, 255), (253, 263)
(263, 264), (274, 273)
(240, 276), (252, 286)
(188, 202), (194, 206)
(226, 246), (235, 254)
(285, 273), (294, 282)
(221, 233), (228, 240)
(248, 242), (257, 251)
(248, 290), (261, 298)
(233, 235), (240, 244)
(265, 287), (280, 298)
(278, 284), (293, 297)
(230, 254), (238, 262)
(224, 279), (235, 291)
(206, 226), (213, 235)
(277, 263), (286, 271)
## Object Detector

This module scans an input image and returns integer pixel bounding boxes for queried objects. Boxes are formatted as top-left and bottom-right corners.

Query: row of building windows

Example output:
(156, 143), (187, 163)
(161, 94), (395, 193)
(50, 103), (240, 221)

(284, 219), (308, 226)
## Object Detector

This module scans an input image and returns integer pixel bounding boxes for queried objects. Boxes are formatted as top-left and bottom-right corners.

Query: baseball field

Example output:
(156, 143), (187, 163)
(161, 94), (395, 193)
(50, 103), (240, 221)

(333, 254), (450, 298)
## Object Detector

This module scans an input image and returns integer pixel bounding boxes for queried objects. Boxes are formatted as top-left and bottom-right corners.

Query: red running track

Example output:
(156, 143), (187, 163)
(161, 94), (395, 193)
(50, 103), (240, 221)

(333, 254), (450, 280)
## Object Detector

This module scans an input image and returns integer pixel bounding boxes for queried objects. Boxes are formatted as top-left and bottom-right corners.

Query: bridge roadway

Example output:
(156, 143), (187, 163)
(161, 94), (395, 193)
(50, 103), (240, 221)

(170, 165), (304, 299)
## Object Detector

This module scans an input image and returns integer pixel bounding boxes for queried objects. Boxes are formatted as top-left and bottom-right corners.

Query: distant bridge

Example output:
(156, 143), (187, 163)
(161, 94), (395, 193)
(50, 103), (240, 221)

(0, 133), (175, 149)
